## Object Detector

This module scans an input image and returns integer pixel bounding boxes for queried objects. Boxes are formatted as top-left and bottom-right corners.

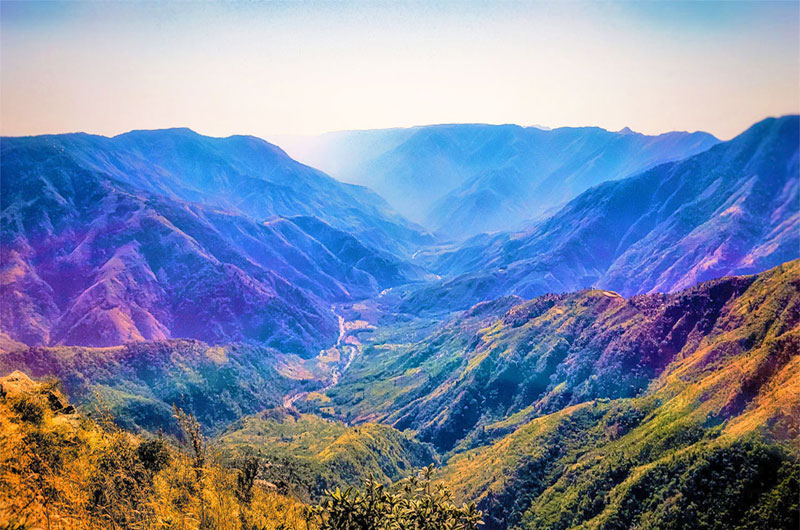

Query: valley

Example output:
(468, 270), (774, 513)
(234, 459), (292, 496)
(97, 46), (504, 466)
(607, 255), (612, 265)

(3, 3), (798, 528)
(282, 305), (363, 410)
(1, 115), (798, 530)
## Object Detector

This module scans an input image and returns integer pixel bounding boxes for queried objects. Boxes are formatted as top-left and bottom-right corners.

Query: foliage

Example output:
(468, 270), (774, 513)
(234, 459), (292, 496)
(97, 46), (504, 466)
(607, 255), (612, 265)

(306, 261), (800, 456)
(0, 340), (313, 434)
(217, 408), (436, 502)
(441, 396), (800, 530)
(308, 465), (482, 530)
(0, 372), (476, 530)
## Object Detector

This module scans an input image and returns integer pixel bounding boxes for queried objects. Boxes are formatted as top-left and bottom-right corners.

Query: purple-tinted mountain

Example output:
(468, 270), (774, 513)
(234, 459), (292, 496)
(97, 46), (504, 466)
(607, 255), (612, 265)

(408, 115), (799, 312)
(5, 128), (433, 257)
(279, 124), (719, 238)
(0, 130), (432, 353)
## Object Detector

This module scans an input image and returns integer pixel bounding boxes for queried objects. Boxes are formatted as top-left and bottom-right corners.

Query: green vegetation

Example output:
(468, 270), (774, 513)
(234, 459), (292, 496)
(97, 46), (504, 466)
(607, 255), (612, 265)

(0, 371), (309, 529)
(1, 262), (798, 529)
(217, 408), (436, 501)
(440, 392), (799, 530)
(309, 466), (481, 530)
(303, 261), (800, 456)
(0, 340), (319, 434)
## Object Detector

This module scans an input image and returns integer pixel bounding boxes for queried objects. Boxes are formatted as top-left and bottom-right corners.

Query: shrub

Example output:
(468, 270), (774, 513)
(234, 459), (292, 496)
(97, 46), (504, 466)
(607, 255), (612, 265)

(307, 465), (482, 530)
(137, 436), (172, 474)
(9, 394), (45, 425)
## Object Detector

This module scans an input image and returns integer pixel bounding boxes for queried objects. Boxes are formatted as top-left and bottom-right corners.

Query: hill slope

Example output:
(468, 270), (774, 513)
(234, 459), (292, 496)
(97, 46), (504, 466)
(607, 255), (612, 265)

(298, 261), (799, 454)
(0, 340), (318, 432)
(5, 129), (432, 255)
(0, 371), (310, 529)
(218, 407), (436, 500)
(439, 262), (800, 529)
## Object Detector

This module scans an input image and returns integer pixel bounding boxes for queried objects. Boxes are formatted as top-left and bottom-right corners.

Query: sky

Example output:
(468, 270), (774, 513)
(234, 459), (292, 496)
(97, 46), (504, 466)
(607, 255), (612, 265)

(1, 1), (798, 140)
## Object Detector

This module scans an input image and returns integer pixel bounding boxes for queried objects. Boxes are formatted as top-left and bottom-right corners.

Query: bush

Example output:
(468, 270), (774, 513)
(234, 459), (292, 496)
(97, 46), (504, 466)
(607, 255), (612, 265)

(137, 436), (172, 474)
(9, 394), (45, 425)
(307, 465), (482, 530)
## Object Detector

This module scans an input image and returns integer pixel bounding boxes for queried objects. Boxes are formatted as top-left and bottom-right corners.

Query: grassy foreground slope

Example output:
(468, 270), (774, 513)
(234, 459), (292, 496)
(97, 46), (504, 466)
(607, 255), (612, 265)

(0, 370), (476, 530)
(0, 370), (309, 530)
(439, 262), (800, 529)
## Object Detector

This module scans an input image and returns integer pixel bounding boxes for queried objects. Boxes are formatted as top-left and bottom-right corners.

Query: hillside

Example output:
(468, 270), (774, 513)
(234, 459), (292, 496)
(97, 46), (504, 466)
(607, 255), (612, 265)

(411, 115), (799, 311)
(3, 129), (432, 255)
(1, 131), (432, 352)
(0, 370), (480, 530)
(0, 118), (797, 530)
(0, 370), (311, 530)
(2, 262), (797, 529)
(0, 340), (320, 433)
(280, 262), (800, 529)
(218, 407), (436, 500)
(439, 399), (798, 530)
(297, 261), (799, 454)
(278, 123), (718, 237)
(439, 261), (800, 529)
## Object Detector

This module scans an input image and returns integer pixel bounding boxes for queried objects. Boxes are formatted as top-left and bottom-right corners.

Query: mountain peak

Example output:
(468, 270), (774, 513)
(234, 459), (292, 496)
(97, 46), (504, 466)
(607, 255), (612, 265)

(114, 126), (200, 139)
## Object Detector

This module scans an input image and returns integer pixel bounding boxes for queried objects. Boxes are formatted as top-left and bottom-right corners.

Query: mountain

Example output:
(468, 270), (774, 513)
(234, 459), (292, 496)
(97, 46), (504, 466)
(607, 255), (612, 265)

(3, 262), (797, 530)
(410, 115), (799, 312)
(0, 129), (431, 353)
(18, 128), (433, 256)
(296, 261), (799, 453)
(1, 118), (797, 530)
(436, 262), (800, 530)
(278, 124), (719, 238)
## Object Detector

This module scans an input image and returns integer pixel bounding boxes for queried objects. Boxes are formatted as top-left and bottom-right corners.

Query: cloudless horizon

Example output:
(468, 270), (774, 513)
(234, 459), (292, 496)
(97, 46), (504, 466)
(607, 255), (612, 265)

(2, 0), (799, 141)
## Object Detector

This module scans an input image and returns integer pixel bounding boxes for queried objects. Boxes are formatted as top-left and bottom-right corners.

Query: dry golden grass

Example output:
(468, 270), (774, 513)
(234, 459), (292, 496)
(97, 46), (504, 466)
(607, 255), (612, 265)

(0, 371), (311, 530)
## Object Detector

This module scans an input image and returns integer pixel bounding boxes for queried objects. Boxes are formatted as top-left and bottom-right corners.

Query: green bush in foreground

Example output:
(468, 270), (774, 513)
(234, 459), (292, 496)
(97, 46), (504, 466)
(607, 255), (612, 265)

(308, 465), (482, 530)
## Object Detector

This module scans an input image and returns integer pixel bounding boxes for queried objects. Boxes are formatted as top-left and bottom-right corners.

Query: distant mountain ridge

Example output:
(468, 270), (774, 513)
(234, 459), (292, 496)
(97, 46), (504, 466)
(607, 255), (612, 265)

(407, 115), (799, 311)
(278, 123), (719, 238)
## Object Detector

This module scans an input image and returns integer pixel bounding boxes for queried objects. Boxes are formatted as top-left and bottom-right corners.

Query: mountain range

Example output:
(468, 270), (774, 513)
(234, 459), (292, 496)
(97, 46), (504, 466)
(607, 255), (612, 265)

(294, 261), (799, 528)
(278, 124), (719, 238)
(1, 130), (433, 353)
(405, 115), (799, 312)
(301, 261), (799, 452)
(1, 115), (798, 530)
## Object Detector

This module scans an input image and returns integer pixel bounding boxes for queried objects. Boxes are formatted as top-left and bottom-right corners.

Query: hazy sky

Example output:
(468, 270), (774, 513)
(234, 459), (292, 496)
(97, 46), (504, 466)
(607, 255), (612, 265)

(1, 1), (798, 140)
